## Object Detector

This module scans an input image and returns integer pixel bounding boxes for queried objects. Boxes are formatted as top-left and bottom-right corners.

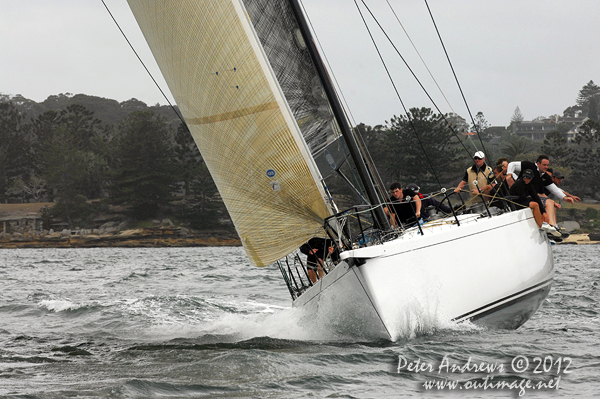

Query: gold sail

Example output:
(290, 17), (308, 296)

(127, 0), (332, 266)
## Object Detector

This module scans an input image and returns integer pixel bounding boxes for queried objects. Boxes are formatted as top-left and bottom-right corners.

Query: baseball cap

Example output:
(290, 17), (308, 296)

(473, 151), (485, 159)
(522, 169), (534, 179)
(405, 183), (420, 192)
(552, 171), (565, 179)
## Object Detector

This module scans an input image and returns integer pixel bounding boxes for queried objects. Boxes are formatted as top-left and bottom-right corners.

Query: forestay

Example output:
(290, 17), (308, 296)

(127, 0), (333, 266)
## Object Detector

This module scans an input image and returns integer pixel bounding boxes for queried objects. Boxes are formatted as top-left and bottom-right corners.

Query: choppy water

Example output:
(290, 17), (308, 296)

(0, 245), (598, 398)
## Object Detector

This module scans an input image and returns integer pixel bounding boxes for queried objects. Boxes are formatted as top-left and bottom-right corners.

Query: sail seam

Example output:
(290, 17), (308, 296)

(187, 101), (279, 125)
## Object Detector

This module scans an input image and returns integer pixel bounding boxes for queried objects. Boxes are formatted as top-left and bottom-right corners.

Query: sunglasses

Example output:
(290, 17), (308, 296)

(473, 157), (483, 160)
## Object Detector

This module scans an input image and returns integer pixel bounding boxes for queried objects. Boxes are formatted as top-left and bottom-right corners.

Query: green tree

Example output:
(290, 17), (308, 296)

(40, 124), (89, 227)
(354, 122), (387, 172)
(0, 101), (32, 201)
(174, 122), (202, 195)
(570, 119), (600, 197)
(32, 105), (108, 201)
(445, 113), (469, 134)
(501, 135), (536, 160)
(109, 110), (178, 219)
(58, 104), (108, 199)
(511, 106), (524, 124)
(576, 80), (600, 107)
(541, 130), (571, 165)
(382, 108), (463, 192)
(575, 80), (600, 118)
(563, 105), (582, 118)
(588, 96), (599, 121)
(472, 111), (491, 139)
(179, 162), (224, 229)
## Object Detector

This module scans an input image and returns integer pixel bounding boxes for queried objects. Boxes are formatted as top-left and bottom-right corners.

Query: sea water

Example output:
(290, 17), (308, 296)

(0, 245), (598, 398)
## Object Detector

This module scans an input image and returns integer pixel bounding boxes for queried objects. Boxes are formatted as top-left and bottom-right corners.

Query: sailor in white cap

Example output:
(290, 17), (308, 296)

(454, 151), (493, 203)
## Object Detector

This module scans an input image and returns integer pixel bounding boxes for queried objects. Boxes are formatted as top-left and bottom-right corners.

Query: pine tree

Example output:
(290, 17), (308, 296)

(588, 96), (599, 121)
(40, 124), (89, 227)
(173, 122), (202, 196)
(109, 110), (178, 219)
(576, 80), (600, 107)
(383, 107), (463, 192)
(576, 81), (600, 118)
(510, 107), (524, 124)
(472, 111), (490, 139)
(570, 119), (600, 197)
(541, 131), (571, 164)
(0, 101), (32, 201)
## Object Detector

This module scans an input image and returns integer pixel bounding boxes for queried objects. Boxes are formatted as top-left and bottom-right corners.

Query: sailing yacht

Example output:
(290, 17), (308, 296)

(126, 0), (553, 340)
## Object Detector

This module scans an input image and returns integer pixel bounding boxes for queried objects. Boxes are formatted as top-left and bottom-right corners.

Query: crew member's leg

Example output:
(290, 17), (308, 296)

(529, 201), (543, 228)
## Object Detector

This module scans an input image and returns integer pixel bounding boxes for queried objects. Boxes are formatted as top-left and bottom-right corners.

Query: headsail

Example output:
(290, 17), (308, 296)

(127, 0), (332, 267)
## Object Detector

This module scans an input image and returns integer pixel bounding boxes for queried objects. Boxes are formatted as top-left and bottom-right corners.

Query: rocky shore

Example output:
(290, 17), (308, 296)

(0, 203), (241, 249)
(560, 233), (600, 245)
(0, 225), (241, 249)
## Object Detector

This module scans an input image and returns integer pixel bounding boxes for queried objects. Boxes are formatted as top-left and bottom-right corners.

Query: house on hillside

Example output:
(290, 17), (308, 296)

(513, 115), (587, 141)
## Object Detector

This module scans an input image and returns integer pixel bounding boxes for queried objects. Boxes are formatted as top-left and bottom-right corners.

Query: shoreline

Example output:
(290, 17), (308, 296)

(1, 232), (597, 249)
(0, 227), (241, 249)
(559, 233), (600, 245)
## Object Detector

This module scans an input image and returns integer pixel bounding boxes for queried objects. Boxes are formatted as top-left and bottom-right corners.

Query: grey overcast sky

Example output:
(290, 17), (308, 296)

(1, 0), (599, 127)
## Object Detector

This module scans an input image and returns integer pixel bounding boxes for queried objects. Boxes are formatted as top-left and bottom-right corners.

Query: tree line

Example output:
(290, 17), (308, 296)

(0, 94), (223, 230)
(1, 84), (597, 230)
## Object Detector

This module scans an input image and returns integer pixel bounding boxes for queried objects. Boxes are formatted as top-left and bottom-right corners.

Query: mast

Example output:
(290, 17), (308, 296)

(287, 0), (389, 229)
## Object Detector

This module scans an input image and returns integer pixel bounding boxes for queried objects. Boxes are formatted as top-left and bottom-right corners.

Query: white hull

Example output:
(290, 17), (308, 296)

(293, 209), (554, 340)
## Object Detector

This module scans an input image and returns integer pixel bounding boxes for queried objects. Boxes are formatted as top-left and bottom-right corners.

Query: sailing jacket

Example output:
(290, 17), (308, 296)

(506, 161), (565, 199)
(509, 178), (545, 214)
(462, 163), (493, 201)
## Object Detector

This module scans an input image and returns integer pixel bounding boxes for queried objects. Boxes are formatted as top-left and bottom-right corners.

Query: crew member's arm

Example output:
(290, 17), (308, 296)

(546, 183), (574, 204)
(454, 170), (469, 193)
(506, 162), (521, 187)
(563, 190), (581, 202)
(454, 180), (467, 193)
(384, 206), (398, 228)
(413, 195), (422, 217)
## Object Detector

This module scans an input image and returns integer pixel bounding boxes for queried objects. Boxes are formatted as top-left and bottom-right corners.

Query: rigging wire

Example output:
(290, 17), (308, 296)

(355, 0), (443, 188)
(384, 0), (479, 152)
(356, 0), (474, 161)
(100, 0), (186, 127)
(384, 0), (455, 116)
(423, 0), (488, 156)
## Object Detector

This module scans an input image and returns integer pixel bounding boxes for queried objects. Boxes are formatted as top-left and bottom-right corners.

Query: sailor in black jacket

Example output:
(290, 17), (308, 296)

(506, 155), (574, 233)
(509, 169), (560, 236)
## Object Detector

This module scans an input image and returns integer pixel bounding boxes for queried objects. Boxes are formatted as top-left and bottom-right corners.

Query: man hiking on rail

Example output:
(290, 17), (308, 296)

(507, 154), (575, 237)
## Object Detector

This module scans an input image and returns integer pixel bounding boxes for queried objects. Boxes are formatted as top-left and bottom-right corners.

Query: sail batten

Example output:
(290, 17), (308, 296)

(128, 0), (332, 267)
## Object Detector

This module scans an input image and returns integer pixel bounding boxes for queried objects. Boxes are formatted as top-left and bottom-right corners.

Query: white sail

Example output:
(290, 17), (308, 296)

(127, 0), (332, 267)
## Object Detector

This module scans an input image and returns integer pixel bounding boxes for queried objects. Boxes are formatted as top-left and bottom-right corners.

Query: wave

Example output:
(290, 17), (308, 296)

(125, 294), (478, 343)
(122, 379), (235, 397)
(29, 292), (482, 344)
(38, 299), (87, 313)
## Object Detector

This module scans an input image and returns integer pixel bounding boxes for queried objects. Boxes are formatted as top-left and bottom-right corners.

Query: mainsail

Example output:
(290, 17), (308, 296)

(127, 0), (334, 267)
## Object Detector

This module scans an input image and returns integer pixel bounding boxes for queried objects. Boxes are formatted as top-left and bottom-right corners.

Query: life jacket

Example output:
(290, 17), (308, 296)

(467, 164), (493, 203)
